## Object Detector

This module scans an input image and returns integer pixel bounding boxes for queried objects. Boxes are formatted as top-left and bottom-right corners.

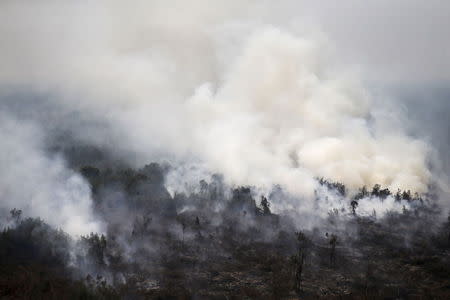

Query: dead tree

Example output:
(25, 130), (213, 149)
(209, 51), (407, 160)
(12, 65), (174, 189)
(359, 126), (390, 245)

(260, 195), (271, 215)
(329, 234), (338, 267)
(350, 200), (358, 215)
(293, 231), (308, 294)
(181, 221), (186, 247)
(195, 216), (203, 239)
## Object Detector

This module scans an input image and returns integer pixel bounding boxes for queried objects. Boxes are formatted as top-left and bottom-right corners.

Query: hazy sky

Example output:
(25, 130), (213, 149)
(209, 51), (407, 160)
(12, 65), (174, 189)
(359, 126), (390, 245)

(271, 0), (450, 84)
(1, 1), (449, 86)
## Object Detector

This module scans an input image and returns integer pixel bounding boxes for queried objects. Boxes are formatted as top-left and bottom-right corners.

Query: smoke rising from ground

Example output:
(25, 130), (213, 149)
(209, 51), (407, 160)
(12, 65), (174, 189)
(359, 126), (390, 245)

(0, 114), (102, 236)
(185, 27), (431, 196)
(0, 1), (448, 233)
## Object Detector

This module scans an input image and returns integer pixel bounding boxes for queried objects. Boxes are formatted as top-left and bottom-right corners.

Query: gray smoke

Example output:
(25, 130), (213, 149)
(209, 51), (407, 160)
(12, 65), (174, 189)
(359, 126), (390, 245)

(0, 0), (448, 234)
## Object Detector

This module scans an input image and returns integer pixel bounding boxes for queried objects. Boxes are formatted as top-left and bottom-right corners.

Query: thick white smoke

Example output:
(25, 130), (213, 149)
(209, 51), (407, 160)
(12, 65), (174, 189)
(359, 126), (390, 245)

(186, 27), (431, 197)
(0, 114), (102, 236)
(0, 0), (443, 231)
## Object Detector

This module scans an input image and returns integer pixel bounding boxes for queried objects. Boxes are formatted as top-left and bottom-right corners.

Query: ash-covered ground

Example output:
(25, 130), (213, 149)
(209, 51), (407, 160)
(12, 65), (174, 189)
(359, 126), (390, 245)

(1, 152), (449, 299)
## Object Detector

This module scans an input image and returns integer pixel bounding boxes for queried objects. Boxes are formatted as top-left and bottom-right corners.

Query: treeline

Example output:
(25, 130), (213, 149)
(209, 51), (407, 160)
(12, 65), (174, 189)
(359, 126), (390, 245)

(318, 177), (423, 202)
(0, 162), (448, 299)
(0, 211), (119, 299)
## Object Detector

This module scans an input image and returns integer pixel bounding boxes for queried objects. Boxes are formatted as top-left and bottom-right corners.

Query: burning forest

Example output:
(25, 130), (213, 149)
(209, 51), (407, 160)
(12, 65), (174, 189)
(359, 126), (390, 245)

(0, 1), (449, 299)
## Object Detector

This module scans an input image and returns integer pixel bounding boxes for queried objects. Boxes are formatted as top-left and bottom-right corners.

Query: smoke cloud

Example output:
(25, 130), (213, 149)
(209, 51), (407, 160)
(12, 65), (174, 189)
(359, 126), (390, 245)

(0, 113), (102, 236)
(0, 1), (447, 233)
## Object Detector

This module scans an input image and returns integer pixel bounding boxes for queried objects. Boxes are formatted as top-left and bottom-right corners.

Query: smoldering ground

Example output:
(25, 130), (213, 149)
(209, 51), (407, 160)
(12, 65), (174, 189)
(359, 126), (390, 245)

(2, 159), (448, 298)
(0, 1), (449, 298)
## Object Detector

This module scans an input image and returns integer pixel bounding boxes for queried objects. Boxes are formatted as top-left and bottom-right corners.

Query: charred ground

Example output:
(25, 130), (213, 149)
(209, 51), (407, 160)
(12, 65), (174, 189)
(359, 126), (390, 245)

(1, 160), (450, 299)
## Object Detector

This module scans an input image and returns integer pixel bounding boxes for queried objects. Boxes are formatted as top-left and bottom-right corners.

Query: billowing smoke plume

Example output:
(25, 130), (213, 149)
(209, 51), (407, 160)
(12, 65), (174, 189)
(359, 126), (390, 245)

(0, 1), (447, 233)
(185, 27), (430, 197)
(0, 113), (102, 235)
